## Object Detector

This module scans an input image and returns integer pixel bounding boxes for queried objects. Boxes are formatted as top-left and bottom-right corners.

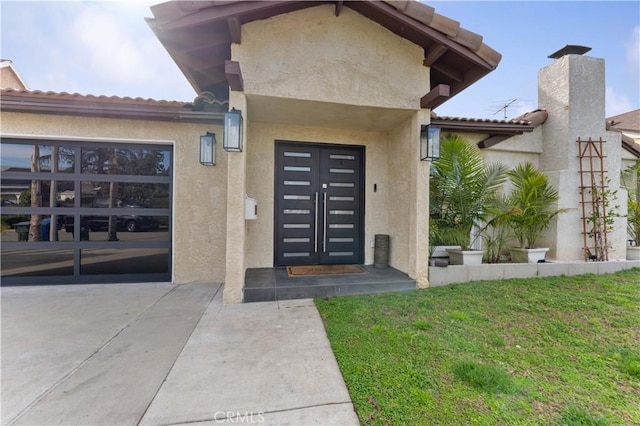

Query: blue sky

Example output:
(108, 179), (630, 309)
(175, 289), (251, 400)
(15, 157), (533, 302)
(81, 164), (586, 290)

(2, 1), (638, 119)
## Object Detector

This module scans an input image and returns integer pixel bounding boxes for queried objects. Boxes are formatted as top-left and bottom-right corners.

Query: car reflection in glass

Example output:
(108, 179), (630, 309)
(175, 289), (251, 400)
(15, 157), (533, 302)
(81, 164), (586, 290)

(64, 200), (158, 234)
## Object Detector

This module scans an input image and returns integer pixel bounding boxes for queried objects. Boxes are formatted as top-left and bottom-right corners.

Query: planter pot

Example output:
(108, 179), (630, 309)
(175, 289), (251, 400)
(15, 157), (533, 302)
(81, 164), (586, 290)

(446, 249), (484, 265)
(430, 245), (462, 258)
(627, 246), (640, 261)
(509, 247), (549, 263)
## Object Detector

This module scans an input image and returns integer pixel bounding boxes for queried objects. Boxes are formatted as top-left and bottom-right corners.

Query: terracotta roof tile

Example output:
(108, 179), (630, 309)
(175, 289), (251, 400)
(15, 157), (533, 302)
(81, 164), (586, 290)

(0, 88), (186, 107)
(432, 109), (548, 127)
(384, 0), (501, 67)
(1, 88), (225, 124)
(432, 115), (532, 126)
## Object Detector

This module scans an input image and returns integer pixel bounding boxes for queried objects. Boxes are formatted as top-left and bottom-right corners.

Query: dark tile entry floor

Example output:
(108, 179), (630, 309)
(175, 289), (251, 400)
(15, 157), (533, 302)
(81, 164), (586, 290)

(244, 265), (416, 303)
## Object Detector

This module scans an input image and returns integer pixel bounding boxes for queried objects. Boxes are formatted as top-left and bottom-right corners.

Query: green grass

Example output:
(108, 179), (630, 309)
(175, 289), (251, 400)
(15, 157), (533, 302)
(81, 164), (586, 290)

(315, 269), (640, 425)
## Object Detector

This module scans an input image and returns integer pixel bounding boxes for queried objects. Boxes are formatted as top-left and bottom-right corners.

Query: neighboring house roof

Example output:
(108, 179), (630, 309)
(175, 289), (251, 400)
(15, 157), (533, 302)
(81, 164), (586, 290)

(0, 59), (29, 90)
(146, 0), (502, 108)
(606, 110), (640, 158)
(607, 109), (640, 133)
(431, 109), (548, 148)
(0, 89), (224, 124)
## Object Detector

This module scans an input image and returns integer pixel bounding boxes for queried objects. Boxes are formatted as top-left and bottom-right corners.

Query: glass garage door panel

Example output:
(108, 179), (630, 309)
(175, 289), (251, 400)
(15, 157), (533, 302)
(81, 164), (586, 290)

(0, 138), (173, 284)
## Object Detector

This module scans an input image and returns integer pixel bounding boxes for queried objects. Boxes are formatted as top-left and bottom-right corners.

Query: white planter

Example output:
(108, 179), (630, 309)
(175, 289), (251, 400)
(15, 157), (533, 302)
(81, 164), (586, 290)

(430, 245), (462, 258)
(509, 247), (549, 263)
(626, 246), (640, 260)
(446, 249), (484, 265)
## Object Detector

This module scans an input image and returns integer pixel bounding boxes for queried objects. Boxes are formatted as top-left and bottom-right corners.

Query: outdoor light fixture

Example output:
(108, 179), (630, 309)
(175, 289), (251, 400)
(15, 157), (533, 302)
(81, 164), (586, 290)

(223, 107), (243, 152)
(200, 132), (216, 165)
(420, 125), (441, 161)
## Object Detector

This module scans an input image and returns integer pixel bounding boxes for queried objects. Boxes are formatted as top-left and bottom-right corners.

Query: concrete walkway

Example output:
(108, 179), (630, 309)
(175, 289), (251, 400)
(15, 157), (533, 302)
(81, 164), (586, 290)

(1, 283), (359, 425)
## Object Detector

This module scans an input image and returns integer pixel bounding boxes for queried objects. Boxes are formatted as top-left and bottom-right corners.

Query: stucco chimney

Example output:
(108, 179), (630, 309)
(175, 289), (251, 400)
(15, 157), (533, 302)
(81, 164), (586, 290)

(537, 49), (626, 260)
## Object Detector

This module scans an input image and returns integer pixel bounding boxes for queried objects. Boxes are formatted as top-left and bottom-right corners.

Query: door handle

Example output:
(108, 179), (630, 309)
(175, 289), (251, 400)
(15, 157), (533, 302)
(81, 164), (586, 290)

(314, 192), (318, 253)
(323, 191), (327, 253)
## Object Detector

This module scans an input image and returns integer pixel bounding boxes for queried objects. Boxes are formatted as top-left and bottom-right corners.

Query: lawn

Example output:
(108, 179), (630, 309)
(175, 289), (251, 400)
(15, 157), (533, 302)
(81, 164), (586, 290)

(315, 269), (640, 425)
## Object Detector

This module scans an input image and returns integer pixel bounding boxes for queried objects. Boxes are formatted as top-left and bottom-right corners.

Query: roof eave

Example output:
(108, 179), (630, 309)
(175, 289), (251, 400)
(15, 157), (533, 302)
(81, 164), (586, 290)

(430, 119), (534, 134)
(146, 0), (501, 105)
(1, 95), (223, 124)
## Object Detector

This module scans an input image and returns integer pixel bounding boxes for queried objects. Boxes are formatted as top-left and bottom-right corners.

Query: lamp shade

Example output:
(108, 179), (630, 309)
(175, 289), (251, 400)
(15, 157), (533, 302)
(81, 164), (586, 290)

(223, 108), (243, 152)
(200, 132), (216, 165)
(420, 125), (441, 161)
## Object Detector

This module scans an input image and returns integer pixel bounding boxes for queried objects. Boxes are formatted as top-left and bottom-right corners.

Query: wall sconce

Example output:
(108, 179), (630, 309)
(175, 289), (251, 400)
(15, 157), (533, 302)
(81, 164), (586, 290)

(420, 125), (441, 161)
(223, 107), (243, 152)
(200, 132), (216, 165)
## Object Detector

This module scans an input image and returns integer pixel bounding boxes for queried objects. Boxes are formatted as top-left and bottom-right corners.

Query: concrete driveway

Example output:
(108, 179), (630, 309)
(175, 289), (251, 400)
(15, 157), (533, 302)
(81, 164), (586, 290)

(1, 283), (359, 425)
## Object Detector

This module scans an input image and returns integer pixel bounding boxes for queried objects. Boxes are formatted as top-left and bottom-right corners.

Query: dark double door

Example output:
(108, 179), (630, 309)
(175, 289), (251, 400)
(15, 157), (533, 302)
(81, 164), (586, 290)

(275, 142), (364, 266)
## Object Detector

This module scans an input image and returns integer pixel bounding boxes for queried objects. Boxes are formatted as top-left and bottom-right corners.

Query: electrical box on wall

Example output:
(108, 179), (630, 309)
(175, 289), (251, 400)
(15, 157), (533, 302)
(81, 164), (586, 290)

(245, 196), (257, 220)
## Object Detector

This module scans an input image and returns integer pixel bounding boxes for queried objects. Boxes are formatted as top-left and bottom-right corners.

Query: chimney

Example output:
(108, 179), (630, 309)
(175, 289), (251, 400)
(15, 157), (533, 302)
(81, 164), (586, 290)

(536, 46), (626, 260)
(547, 45), (592, 60)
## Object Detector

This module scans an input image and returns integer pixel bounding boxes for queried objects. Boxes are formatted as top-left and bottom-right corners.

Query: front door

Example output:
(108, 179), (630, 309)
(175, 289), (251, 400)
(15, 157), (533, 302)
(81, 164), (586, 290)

(275, 142), (364, 266)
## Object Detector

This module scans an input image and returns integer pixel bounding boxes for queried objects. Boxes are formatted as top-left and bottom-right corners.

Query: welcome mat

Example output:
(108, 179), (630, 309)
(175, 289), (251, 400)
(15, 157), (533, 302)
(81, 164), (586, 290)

(286, 264), (365, 277)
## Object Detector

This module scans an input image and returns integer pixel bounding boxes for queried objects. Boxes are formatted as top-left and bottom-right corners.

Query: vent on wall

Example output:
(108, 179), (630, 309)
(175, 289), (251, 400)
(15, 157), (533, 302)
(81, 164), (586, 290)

(548, 45), (592, 59)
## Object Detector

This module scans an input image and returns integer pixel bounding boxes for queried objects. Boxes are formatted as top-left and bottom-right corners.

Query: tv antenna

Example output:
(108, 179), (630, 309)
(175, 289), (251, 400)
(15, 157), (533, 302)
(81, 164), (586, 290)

(493, 99), (517, 120)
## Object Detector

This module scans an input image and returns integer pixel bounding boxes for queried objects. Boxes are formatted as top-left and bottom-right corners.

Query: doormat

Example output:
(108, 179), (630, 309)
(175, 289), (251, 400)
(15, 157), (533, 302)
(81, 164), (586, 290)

(286, 264), (365, 277)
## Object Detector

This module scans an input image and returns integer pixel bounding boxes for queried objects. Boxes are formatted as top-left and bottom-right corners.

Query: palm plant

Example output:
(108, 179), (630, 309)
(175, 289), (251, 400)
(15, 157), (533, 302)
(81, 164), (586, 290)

(622, 160), (640, 246)
(481, 194), (512, 263)
(505, 162), (566, 249)
(430, 134), (508, 250)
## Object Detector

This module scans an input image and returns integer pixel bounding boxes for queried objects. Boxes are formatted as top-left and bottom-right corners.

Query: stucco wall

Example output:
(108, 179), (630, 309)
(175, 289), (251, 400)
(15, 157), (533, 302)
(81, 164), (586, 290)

(453, 129), (543, 170)
(233, 5), (429, 110)
(386, 110), (430, 287)
(1, 111), (228, 283)
(539, 55), (627, 260)
(222, 2), (432, 301)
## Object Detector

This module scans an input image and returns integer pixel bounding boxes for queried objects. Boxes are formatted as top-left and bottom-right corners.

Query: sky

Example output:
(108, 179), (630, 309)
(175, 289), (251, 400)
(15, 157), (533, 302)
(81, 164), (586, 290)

(1, 1), (639, 120)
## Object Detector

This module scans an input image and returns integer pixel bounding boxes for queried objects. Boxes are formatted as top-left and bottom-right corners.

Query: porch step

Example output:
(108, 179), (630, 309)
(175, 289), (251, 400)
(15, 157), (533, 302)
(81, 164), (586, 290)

(244, 265), (416, 303)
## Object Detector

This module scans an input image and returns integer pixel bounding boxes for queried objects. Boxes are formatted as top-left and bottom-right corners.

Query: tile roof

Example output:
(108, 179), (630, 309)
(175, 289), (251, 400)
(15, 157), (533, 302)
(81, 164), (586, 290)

(607, 109), (640, 133)
(147, 0), (501, 106)
(430, 109), (549, 149)
(1, 89), (224, 124)
(431, 109), (548, 127)
(381, 1), (501, 68)
(1, 88), (186, 107)
(432, 115), (532, 126)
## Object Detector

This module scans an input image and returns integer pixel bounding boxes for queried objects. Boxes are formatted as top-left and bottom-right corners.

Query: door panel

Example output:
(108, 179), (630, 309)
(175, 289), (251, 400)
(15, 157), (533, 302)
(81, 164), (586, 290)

(275, 142), (363, 266)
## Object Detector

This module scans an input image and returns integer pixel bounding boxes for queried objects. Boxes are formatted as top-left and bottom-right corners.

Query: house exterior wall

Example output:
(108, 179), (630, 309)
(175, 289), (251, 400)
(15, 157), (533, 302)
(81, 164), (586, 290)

(240, 112), (430, 285)
(622, 148), (638, 170)
(244, 122), (389, 268)
(454, 129), (543, 170)
(221, 3), (432, 302)
(539, 54), (627, 260)
(233, 5), (429, 109)
(387, 111), (431, 287)
(0, 65), (27, 90)
(1, 111), (228, 283)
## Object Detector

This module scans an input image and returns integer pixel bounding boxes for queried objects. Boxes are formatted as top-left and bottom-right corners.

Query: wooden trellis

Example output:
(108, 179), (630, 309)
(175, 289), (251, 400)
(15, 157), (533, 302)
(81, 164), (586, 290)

(577, 137), (609, 261)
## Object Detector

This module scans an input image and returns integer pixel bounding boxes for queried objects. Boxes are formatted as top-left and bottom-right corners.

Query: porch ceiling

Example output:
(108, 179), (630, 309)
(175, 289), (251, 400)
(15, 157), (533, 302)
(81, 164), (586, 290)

(146, 1), (501, 107)
(247, 94), (415, 131)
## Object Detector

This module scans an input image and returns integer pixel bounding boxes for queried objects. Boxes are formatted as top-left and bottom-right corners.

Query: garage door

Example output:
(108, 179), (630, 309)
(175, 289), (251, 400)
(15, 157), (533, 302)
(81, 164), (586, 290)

(0, 138), (173, 284)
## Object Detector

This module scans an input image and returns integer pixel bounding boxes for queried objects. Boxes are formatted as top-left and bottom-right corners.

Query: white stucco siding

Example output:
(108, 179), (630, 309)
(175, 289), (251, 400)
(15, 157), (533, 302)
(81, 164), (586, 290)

(234, 5), (429, 110)
(455, 130), (543, 170)
(539, 55), (627, 260)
